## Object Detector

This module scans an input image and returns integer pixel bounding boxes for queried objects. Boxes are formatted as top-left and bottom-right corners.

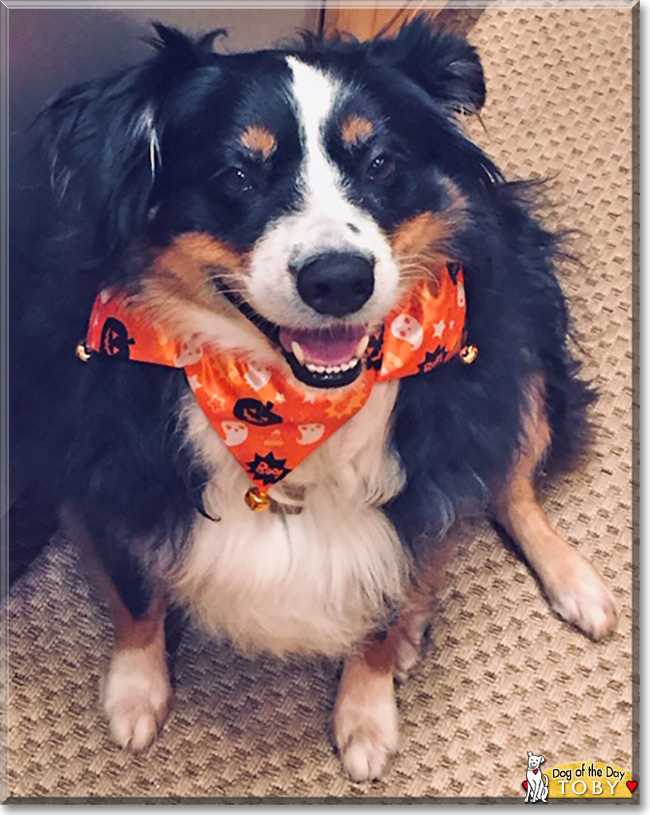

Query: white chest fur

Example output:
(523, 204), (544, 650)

(168, 382), (410, 657)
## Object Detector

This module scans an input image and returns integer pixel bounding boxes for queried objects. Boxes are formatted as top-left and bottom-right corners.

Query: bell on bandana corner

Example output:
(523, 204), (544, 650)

(76, 341), (93, 363)
(459, 344), (479, 365)
(244, 487), (272, 511)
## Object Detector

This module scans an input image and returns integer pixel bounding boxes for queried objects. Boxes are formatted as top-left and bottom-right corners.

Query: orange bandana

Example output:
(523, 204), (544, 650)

(84, 263), (469, 496)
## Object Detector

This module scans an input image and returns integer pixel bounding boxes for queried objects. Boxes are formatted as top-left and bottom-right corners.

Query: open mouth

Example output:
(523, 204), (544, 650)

(216, 284), (370, 389)
(278, 324), (369, 388)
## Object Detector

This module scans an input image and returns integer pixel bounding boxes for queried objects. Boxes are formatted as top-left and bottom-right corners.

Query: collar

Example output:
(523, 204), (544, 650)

(81, 262), (476, 509)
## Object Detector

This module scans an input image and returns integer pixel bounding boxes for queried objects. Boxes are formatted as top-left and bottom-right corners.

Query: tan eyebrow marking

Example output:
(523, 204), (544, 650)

(341, 115), (375, 147)
(239, 125), (277, 160)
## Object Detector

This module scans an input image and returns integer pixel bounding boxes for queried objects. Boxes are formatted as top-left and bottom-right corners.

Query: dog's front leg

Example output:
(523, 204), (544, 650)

(101, 581), (173, 752)
(495, 376), (617, 640)
(333, 542), (453, 781)
(333, 631), (400, 782)
(62, 506), (174, 751)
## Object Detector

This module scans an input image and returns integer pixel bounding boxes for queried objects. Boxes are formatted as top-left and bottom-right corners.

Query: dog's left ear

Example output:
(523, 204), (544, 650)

(35, 23), (223, 256)
(368, 15), (486, 115)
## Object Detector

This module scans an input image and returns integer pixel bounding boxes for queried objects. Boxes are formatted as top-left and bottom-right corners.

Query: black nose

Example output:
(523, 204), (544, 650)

(296, 253), (375, 317)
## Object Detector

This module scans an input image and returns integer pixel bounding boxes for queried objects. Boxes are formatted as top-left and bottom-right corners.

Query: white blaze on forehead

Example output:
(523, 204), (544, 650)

(244, 56), (401, 329)
(286, 56), (344, 210)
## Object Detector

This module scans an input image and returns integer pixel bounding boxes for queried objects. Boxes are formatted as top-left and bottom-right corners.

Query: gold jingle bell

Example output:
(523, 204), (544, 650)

(76, 341), (93, 362)
(244, 487), (272, 511)
(459, 344), (478, 365)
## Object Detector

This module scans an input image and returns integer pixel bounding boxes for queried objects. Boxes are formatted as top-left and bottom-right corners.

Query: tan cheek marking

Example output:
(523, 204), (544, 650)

(390, 180), (467, 285)
(390, 212), (452, 257)
(240, 125), (277, 160)
(139, 231), (249, 324)
(341, 115), (374, 148)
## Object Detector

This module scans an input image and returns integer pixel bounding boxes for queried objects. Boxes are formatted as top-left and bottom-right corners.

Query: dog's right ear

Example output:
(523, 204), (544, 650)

(366, 15), (486, 115)
(528, 751), (533, 757)
(35, 23), (222, 255)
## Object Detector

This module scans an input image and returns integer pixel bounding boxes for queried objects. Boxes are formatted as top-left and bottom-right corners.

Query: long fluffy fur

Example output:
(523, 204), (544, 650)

(10, 17), (593, 640)
(172, 383), (408, 655)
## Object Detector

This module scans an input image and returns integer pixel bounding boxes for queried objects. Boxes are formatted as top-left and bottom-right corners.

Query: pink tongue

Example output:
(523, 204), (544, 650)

(279, 325), (366, 366)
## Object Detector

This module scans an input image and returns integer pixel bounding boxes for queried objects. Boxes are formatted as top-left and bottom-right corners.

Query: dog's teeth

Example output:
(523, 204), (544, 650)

(341, 360), (356, 372)
(291, 341), (305, 365)
(356, 336), (370, 357)
(305, 360), (359, 377)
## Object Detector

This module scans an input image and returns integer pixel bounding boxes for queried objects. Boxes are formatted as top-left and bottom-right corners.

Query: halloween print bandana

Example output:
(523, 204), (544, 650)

(85, 263), (467, 489)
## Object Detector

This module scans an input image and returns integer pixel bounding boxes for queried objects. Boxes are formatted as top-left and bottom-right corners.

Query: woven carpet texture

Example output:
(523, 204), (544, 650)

(5, 6), (636, 801)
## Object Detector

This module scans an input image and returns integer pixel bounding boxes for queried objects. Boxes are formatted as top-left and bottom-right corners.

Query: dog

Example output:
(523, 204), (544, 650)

(10, 16), (618, 782)
(525, 752), (549, 803)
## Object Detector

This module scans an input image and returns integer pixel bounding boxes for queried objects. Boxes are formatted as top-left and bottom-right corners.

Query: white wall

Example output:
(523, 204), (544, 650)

(9, 7), (320, 132)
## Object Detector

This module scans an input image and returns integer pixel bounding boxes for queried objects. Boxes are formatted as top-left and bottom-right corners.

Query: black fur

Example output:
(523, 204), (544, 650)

(385, 180), (594, 554)
(10, 17), (594, 616)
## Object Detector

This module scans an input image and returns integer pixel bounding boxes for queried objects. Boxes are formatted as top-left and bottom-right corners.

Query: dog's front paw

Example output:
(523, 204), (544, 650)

(545, 551), (617, 641)
(333, 677), (399, 782)
(103, 649), (173, 752)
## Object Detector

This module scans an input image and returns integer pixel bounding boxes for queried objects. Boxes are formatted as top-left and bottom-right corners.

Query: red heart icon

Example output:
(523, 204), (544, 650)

(627, 781), (638, 793)
(522, 781), (528, 791)
(533, 769), (538, 774)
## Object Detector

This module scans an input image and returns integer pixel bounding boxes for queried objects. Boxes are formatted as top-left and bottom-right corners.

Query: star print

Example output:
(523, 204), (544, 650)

(433, 319), (446, 338)
(186, 374), (202, 391)
(274, 392), (287, 404)
(303, 391), (318, 404)
(208, 393), (227, 411)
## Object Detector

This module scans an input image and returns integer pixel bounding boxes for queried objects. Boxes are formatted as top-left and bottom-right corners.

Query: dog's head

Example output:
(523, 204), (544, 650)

(40, 16), (494, 389)
(527, 752), (545, 771)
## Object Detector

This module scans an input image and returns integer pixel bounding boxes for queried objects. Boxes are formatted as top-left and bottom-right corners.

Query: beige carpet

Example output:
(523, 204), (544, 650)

(5, 6), (637, 802)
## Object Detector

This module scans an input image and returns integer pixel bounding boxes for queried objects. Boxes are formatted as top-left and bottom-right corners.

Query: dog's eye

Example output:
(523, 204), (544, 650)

(366, 155), (395, 183)
(220, 167), (255, 195)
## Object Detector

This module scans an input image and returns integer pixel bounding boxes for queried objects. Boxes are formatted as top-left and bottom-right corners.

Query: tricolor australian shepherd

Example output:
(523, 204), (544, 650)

(11, 17), (617, 780)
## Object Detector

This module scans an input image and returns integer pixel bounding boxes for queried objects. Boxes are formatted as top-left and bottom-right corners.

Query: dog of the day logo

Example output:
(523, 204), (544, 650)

(523, 752), (549, 803)
(523, 755), (637, 800)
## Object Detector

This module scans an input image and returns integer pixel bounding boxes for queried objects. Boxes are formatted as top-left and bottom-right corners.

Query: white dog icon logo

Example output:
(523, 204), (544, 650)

(524, 751), (549, 803)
